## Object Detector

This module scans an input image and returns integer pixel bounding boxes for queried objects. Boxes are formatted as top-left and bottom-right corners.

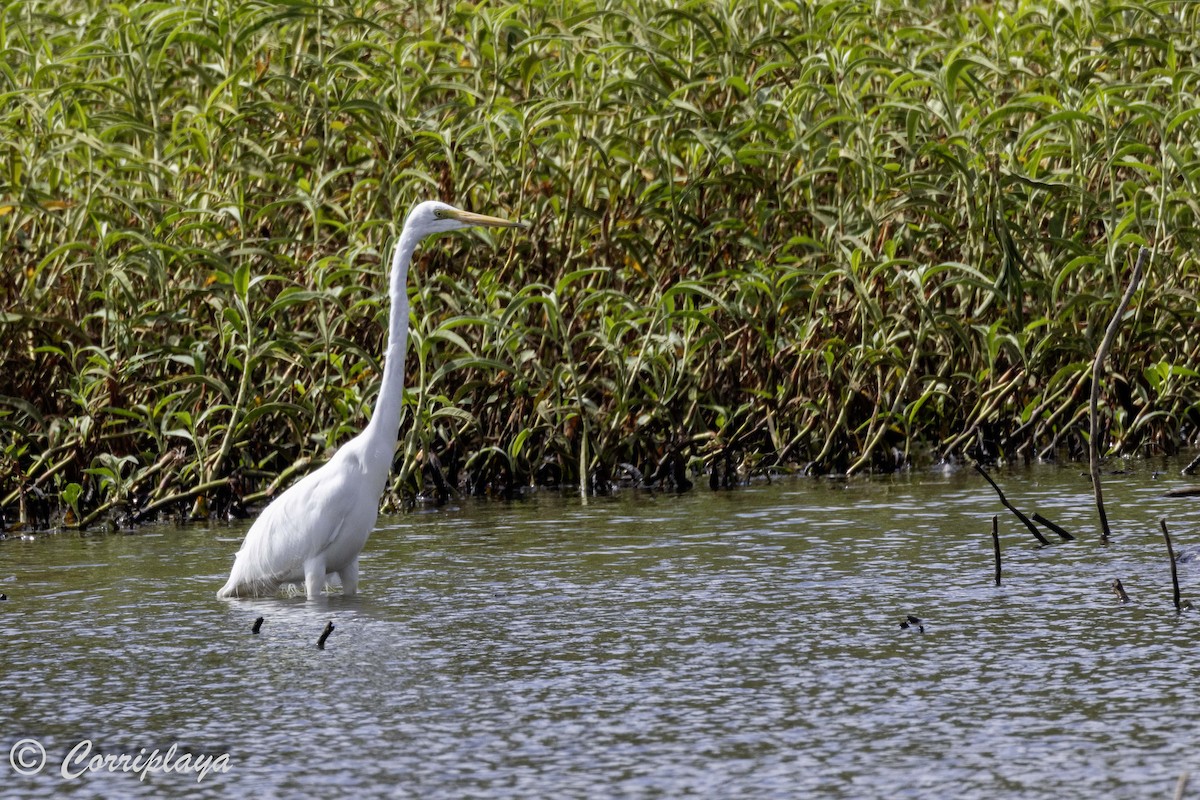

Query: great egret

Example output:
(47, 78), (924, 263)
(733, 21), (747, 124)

(218, 201), (524, 600)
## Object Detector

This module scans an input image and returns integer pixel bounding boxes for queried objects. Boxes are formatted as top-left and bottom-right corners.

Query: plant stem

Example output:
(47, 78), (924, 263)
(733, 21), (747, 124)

(1089, 247), (1148, 541)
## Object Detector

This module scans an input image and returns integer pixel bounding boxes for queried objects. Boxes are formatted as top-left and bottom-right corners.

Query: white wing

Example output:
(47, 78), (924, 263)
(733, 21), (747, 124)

(217, 448), (372, 597)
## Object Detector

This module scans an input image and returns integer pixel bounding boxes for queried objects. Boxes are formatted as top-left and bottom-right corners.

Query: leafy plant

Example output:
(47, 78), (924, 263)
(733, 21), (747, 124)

(1, 0), (1199, 528)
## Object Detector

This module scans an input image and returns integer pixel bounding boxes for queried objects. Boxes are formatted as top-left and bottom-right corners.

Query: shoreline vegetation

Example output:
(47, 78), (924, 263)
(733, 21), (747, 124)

(2, 0), (1199, 530)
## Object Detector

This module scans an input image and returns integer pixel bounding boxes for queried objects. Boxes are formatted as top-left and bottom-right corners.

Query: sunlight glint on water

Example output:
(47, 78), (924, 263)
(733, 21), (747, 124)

(3, 459), (1200, 798)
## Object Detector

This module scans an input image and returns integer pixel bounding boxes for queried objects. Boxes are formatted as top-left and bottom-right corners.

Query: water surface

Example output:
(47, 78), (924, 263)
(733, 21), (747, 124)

(3, 460), (1200, 798)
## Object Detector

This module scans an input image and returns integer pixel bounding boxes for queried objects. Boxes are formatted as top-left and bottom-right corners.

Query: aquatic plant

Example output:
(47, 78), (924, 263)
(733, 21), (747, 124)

(1, 0), (1199, 527)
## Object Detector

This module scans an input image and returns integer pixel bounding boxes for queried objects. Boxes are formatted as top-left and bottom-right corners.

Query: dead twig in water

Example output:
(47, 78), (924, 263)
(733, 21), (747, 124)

(1160, 519), (1191, 613)
(1175, 771), (1190, 800)
(974, 464), (1050, 545)
(317, 621), (335, 649)
(1111, 579), (1129, 603)
(991, 515), (1001, 586)
(1089, 247), (1149, 541)
(1031, 512), (1075, 542)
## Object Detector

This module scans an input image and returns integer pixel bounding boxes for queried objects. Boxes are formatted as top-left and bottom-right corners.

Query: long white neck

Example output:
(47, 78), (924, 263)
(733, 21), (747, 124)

(361, 228), (419, 469)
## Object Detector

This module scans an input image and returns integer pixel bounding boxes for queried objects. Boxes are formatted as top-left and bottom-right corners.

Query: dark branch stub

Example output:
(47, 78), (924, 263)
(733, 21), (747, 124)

(317, 621), (335, 649)
(974, 464), (1050, 545)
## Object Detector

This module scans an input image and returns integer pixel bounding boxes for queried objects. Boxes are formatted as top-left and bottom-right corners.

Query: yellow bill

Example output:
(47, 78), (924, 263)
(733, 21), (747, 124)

(444, 208), (528, 229)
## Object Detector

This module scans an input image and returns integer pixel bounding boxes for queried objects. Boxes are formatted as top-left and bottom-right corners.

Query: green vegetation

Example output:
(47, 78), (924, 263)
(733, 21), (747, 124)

(2, 0), (1199, 528)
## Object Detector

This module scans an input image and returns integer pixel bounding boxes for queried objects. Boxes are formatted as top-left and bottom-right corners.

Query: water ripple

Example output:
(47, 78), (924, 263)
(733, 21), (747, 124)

(3, 463), (1200, 798)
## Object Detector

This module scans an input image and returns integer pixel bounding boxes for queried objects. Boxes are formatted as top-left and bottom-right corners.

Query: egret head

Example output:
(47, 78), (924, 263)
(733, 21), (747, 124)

(406, 200), (526, 239)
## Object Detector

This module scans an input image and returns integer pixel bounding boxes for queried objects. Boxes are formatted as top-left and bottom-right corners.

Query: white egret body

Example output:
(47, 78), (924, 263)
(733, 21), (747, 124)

(218, 201), (523, 600)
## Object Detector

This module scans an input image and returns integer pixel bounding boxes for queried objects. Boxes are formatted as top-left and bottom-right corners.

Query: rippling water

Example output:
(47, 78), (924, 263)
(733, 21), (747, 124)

(3, 459), (1200, 798)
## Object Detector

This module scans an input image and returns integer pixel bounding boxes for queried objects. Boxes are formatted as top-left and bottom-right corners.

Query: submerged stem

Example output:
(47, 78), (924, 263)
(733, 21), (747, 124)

(1089, 247), (1148, 541)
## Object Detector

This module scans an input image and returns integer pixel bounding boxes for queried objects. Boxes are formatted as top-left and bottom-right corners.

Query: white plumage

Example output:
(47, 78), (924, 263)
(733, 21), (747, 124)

(218, 201), (524, 600)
